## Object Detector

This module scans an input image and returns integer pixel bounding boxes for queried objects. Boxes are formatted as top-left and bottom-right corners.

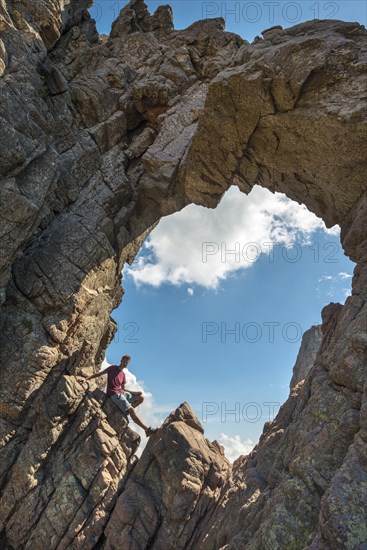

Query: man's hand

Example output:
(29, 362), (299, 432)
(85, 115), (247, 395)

(75, 376), (90, 392)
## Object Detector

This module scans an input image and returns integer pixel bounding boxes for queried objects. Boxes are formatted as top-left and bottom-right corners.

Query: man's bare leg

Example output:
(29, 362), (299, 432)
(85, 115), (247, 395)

(127, 397), (158, 436)
(128, 407), (149, 432)
(132, 396), (144, 409)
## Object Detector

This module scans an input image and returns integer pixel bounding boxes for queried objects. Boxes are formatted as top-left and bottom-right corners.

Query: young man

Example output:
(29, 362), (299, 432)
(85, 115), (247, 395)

(78, 355), (158, 437)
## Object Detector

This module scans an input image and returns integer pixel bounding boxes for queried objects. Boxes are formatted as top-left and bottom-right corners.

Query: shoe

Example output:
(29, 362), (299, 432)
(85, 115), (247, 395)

(145, 427), (158, 437)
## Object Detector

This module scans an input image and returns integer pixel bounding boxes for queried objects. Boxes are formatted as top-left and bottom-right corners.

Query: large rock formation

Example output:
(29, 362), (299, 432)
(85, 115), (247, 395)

(0, 0), (366, 548)
(103, 403), (231, 550)
(290, 325), (322, 390)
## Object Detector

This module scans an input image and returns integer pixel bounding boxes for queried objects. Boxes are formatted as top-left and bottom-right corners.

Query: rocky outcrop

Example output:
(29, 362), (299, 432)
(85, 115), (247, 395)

(0, 0), (366, 548)
(290, 325), (322, 390)
(0, 378), (140, 549)
(103, 403), (230, 549)
(189, 295), (367, 549)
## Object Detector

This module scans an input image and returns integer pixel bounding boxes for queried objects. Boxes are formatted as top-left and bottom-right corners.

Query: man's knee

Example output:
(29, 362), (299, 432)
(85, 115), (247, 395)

(128, 395), (143, 411)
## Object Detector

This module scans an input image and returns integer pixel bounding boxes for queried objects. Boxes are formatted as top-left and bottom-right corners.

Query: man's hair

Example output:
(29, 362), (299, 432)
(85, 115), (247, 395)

(121, 354), (131, 361)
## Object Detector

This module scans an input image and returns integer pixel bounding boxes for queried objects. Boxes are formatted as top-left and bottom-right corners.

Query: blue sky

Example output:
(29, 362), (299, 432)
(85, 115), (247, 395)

(104, 186), (355, 460)
(91, 1), (363, 460)
(91, 0), (366, 42)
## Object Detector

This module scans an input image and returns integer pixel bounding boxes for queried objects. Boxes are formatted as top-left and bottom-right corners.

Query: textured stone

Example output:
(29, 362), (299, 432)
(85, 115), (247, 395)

(0, 0), (366, 548)
(103, 403), (230, 550)
(290, 325), (323, 390)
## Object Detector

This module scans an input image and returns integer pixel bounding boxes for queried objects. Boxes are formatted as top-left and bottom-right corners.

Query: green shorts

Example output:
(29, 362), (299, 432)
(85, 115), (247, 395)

(110, 391), (139, 414)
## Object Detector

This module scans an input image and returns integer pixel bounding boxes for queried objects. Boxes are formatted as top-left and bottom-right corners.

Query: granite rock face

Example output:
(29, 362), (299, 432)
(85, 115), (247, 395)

(290, 325), (322, 390)
(0, 0), (366, 548)
(103, 403), (230, 550)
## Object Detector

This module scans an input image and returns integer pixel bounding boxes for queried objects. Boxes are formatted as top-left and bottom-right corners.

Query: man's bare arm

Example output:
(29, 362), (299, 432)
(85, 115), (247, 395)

(78, 368), (108, 381)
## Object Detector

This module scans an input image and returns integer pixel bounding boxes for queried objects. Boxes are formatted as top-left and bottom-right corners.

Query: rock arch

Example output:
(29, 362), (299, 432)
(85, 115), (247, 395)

(0, 0), (366, 548)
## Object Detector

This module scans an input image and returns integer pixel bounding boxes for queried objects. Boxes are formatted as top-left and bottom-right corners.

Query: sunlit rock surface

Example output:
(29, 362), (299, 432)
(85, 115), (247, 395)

(290, 325), (322, 390)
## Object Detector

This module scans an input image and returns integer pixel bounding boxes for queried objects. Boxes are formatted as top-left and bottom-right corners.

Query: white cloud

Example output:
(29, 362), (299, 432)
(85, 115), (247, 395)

(343, 288), (352, 299)
(338, 272), (352, 279)
(126, 185), (340, 290)
(187, 287), (194, 296)
(319, 272), (353, 283)
(217, 433), (254, 462)
(318, 275), (333, 282)
(316, 271), (353, 302)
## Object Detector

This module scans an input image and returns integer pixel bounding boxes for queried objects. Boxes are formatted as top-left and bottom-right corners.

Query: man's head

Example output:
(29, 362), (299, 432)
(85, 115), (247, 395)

(119, 355), (131, 369)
